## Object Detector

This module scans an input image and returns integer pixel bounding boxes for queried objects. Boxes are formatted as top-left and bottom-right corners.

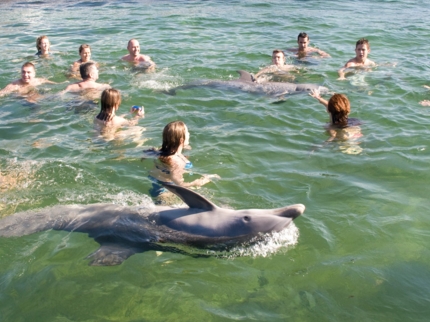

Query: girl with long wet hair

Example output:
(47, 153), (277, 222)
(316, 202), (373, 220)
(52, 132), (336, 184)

(147, 121), (220, 197)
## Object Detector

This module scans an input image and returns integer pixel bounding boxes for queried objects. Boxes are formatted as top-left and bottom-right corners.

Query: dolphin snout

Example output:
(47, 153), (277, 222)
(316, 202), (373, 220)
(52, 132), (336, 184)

(277, 204), (305, 219)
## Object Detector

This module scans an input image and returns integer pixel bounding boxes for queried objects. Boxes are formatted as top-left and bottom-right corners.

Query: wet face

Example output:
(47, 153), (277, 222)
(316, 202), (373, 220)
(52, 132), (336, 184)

(355, 44), (370, 61)
(127, 40), (140, 57)
(272, 52), (285, 66)
(80, 48), (91, 62)
(40, 38), (50, 53)
(21, 66), (35, 84)
(297, 37), (309, 51)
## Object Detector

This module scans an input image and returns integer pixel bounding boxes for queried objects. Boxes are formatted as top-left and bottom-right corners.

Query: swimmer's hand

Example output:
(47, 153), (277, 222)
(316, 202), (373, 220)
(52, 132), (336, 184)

(419, 100), (430, 106)
(130, 106), (145, 117)
(309, 88), (321, 99)
(310, 88), (328, 108)
(205, 174), (221, 180)
(197, 174), (220, 186)
(423, 85), (430, 90)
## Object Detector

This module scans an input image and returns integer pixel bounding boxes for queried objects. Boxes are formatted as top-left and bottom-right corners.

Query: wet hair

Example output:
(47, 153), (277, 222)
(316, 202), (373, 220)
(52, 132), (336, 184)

(36, 35), (49, 51)
(21, 62), (35, 71)
(96, 88), (121, 122)
(79, 61), (96, 79)
(159, 121), (187, 158)
(356, 38), (370, 49)
(127, 38), (138, 48)
(272, 49), (285, 57)
(297, 32), (309, 41)
(79, 44), (91, 54)
(327, 94), (350, 127)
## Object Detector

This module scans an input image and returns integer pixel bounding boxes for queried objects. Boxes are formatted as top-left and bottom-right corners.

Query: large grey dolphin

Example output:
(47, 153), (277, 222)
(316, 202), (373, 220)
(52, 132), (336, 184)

(0, 184), (305, 266)
(165, 70), (328, 97)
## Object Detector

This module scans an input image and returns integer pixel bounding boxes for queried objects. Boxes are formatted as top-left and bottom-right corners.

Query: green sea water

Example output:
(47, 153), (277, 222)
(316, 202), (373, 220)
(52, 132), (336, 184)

(1, 0), (430, 321)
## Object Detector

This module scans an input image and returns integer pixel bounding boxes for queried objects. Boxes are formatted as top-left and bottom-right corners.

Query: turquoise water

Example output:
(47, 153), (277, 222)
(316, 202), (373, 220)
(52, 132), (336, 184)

(1, 0), (430, 321)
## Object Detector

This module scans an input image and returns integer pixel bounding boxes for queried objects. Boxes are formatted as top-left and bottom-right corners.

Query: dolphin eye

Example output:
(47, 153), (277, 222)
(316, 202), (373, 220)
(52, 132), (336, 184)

(243, 216), (251, 222)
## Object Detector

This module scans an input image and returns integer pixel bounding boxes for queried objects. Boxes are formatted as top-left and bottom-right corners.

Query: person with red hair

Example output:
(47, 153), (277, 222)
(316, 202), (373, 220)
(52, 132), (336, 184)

(309, 89), (362, 141)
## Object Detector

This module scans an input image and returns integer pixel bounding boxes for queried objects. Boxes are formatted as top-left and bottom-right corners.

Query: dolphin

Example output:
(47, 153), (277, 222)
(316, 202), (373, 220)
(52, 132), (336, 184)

(0, 184), (305, 266)
(164, 70), (328, 97)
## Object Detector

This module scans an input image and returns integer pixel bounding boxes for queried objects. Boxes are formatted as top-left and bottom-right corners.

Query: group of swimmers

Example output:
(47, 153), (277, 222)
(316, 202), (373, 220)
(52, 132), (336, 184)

(0, 32), (423, 200)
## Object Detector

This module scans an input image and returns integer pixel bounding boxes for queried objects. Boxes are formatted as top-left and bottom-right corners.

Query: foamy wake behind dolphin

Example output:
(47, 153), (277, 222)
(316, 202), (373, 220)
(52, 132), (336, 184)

(0, 184), (305, 266)
(164, 70), (328, 97)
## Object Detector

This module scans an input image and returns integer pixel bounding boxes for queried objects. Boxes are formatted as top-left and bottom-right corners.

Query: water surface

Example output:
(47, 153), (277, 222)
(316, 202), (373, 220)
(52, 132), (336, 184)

(1, 1), (430, 321)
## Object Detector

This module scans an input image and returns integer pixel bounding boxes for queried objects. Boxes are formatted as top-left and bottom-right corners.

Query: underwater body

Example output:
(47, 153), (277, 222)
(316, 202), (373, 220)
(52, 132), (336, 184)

(0, 0), (430, 321)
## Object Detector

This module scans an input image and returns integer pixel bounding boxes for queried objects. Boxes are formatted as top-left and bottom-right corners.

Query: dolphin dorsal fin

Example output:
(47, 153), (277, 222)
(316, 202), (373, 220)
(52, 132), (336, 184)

(162, 184), (218, 210)
(237, 70), (255, 82)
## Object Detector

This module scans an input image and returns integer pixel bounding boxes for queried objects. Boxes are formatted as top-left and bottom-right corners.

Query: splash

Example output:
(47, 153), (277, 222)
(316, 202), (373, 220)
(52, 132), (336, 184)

(135, 68), (183, 91)
(210, 223), (300, 259)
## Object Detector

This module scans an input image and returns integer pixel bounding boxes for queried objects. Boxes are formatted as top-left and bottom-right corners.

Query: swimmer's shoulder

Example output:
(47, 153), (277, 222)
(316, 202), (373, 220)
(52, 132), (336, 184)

(366, 59), (376, 66)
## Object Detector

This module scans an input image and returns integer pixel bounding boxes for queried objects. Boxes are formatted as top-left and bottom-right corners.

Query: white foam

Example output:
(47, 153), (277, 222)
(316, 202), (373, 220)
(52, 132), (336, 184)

(211, 223), (300, 259)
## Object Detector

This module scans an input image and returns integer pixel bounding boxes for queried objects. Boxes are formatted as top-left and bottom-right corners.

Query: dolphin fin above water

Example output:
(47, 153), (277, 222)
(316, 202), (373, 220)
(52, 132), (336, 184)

(237, 70), (255, 82)
(162, 183), (218, 210)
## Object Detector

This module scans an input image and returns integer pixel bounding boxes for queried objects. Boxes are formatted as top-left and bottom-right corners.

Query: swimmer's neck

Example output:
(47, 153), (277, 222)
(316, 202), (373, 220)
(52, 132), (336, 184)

(81, 78), (97, 83)
(176, 146), (184, 155)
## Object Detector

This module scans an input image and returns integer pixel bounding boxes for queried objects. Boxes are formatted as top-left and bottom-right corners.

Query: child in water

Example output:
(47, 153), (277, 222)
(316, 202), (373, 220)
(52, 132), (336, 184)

(147, 121), (220, 198)
(309, 89), (362, 141)
(94, 88), (144, 128)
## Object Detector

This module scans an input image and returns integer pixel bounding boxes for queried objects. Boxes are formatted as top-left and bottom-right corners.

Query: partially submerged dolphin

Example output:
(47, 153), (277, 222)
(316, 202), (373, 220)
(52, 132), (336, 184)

(165, 70), (328, 97)
(0, 184), (305, 266)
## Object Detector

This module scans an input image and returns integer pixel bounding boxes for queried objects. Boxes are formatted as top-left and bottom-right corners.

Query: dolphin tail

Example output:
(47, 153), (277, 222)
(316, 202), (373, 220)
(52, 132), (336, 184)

(0, 208), (64, 238)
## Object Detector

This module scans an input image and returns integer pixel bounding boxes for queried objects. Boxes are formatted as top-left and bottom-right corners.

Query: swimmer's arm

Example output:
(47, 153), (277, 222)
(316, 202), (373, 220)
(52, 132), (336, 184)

(309, 89), (328, 108)
(337, 60), (355, 80)
(423, 85), (430, 90)
(42, 79), (57, 85)
(255, 65), (276, 79)
(281, 65), (297, 71)
(0, 84), (16, 97)
(169, 162), (219, 187)
(254, 68), (269, 79)
(70, 61), (80, 71)
(337, 66), (347, 80)
(60, 83), (77, 94)
(315, 48), (331, 58)
(142, 55), (156, 67)
(326, 130), (336, 142)
(176, 175), (219, 188)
